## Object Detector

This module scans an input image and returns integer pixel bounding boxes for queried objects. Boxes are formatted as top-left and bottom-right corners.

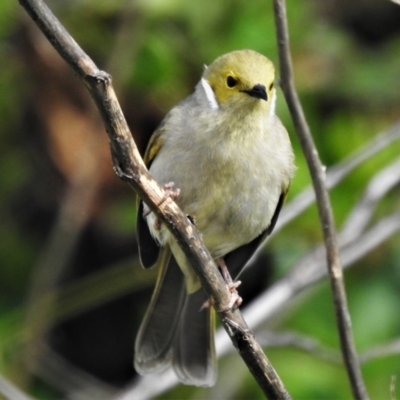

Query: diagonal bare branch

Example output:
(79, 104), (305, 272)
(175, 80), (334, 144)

(18, 0), (290, 397)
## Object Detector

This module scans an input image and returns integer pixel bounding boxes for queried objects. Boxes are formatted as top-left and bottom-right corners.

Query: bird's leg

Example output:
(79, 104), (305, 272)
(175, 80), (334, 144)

(217, 257), (243, 311)
(143, 182), (181, 230)
(201, 258), (242, 312)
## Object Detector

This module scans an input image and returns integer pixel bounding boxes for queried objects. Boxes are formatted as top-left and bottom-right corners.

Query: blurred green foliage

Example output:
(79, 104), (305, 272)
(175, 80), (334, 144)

(1, 0), (400, 398)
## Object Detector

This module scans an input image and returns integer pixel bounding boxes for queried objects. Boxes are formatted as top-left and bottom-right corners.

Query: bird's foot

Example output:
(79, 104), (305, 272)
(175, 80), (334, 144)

(200, 258), (244, 313)
(225, 280), (243, 311)
(162, 182), (180, 202)
(218, 257), (243, 311)
(200, 281), (242, 312)
(142, 182), (181, 230)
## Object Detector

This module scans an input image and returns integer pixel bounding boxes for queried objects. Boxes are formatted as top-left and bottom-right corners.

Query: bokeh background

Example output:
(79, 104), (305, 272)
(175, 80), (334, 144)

(1, 0), (400, 399)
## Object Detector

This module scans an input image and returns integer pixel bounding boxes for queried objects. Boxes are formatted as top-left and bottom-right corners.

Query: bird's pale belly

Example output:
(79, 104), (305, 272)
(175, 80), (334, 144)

(178, 178), (276, 259)
(148, 136), (285, 258)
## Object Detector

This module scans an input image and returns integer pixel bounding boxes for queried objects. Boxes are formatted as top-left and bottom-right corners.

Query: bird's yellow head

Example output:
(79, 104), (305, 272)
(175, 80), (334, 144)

(203, 50), (276, 111)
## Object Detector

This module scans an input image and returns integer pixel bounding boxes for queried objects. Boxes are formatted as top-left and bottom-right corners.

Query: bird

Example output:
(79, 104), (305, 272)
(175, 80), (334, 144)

(134, 49), (295, 387)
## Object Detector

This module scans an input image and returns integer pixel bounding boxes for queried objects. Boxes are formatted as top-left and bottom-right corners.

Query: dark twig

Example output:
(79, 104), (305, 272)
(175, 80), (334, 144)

(272, 1), (368, 399)
(19, 0), (290, 398)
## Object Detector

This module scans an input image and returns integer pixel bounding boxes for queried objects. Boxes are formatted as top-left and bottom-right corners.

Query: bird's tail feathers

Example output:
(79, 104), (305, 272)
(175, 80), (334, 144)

(173, 289), (217, 387)
(134, 246), (217, 386)
(134, 247), (186, 374)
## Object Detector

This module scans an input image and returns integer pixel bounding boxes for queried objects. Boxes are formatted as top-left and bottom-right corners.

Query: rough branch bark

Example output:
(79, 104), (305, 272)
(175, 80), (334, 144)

(19, 0), (290, 398)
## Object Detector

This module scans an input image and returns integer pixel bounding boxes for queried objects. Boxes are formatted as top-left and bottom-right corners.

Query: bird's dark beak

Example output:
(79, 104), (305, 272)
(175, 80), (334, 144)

(242, 84), (267, 101)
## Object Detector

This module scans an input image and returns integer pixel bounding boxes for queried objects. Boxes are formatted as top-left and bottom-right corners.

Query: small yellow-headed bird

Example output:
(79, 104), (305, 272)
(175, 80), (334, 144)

(134, 49), (295, 386)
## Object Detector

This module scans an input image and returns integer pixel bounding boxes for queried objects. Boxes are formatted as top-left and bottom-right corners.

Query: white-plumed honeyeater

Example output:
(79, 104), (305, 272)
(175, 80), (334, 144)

(134, 49), (295, 387)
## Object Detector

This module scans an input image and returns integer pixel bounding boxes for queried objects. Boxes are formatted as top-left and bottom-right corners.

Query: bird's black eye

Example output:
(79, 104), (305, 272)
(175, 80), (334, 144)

(226, 76), (238, 88)
(269, 82), (274, 91)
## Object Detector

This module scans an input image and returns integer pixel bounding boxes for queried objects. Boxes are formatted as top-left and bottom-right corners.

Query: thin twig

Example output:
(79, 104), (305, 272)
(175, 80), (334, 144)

(276, 120), (400, 233)
(359, 338), (400, 364)
(230, 332), (400, 367)
(256, 331), (341, 364)
(272, 1), (368, 399)
(341, 157), (400, 242)
(18, 0), (290, 397)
